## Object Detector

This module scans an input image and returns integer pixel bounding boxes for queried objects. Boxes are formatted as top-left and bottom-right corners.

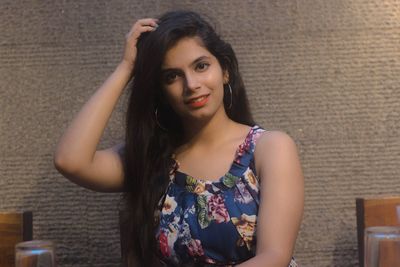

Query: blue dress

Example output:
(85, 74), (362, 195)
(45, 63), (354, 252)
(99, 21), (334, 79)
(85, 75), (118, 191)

(156, 125), (298, 266)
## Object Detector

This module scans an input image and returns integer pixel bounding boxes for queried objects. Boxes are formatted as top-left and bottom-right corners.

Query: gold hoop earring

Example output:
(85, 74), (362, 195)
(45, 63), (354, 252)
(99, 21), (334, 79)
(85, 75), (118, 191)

(155, 108), (167, 131)
(227, 83), (233, 109)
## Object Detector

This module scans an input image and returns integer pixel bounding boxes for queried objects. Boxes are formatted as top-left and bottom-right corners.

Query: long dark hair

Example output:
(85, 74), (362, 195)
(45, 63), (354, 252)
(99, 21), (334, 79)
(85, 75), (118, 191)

(121, 10), (255, 266)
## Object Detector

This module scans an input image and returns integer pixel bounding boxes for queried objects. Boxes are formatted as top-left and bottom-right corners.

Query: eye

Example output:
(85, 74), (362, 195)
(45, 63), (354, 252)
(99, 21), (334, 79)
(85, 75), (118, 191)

(196, 62), (210, 71)
(163, 71), (179, 84)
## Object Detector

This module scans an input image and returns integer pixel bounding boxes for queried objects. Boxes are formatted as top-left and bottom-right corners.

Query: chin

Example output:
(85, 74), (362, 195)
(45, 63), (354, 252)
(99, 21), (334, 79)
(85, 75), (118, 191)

(178, 101), (225, 123)
(188, 109), (220, 123)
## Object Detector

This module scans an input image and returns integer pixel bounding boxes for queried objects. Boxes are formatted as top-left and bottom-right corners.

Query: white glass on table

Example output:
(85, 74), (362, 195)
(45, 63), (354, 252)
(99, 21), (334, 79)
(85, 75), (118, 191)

(15, 240), (56, 267)
(364, 226), (400, 267)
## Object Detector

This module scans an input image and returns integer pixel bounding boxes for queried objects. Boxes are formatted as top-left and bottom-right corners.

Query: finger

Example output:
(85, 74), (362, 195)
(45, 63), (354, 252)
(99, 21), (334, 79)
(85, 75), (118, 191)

(126, 22), (154, 36)
(126, 18), (157, 36)
(127, 25), (157, 40)
(137, 18), (159, 27)
(135, 25), (157, 37)
(140, 25), (157, 32)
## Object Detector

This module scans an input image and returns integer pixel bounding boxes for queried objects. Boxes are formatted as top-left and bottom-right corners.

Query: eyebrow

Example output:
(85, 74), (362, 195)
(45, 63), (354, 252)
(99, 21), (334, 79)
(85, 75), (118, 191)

(161, 55), (211, 72)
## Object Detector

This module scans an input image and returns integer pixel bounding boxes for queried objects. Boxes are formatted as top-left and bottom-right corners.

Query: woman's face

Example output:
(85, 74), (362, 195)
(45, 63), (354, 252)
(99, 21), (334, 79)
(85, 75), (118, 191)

(161, 37), (228, 124)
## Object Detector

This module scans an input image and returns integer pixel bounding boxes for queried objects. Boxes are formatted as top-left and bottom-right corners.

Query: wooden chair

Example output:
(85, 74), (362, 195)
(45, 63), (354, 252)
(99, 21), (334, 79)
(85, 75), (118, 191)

(356, 197), (400, 267)
(0, 212), (33, 267)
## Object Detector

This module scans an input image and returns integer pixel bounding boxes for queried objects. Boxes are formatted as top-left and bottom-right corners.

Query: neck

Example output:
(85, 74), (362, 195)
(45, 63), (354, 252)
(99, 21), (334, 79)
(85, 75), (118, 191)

(181, 109), (236, 148)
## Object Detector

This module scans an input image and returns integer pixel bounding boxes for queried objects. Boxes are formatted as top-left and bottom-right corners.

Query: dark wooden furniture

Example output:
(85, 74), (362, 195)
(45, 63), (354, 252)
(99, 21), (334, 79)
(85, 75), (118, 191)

(356, 197), (400, 267)
(0, 212), (33, 267)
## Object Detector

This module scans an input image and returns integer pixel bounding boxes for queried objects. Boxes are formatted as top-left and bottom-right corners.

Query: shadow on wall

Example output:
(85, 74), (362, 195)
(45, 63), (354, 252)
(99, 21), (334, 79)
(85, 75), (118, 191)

(332, 223), (359, 267)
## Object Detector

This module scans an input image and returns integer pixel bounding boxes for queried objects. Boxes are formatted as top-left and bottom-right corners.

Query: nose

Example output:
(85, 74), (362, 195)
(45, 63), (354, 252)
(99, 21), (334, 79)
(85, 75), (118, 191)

(183, 72), (201, 93)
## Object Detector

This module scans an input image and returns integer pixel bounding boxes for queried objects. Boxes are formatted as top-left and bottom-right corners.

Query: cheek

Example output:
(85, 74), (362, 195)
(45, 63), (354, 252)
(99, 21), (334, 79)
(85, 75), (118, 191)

(205, 67), (225, 90)
(206, 73), (225, 98)
(162, 87), (184, 110)
(162, 85), (177, 100)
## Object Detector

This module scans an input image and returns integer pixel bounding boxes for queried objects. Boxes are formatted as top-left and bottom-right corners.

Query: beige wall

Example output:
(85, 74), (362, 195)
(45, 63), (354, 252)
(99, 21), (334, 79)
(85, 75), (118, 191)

(1, 1), (400, 266)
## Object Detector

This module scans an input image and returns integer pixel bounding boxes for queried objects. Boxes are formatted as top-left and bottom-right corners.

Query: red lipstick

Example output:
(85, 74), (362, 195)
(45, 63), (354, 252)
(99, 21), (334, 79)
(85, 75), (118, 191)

(186, 95), (209, 108)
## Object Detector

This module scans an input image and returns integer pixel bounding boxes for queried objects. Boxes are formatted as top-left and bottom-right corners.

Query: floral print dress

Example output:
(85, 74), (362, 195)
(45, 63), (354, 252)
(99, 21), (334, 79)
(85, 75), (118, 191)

(156, 125), (298, 267)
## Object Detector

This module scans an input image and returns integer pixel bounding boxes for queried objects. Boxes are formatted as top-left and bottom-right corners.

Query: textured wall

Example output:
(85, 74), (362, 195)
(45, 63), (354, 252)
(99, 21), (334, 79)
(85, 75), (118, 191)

(1, 1), (400, 266)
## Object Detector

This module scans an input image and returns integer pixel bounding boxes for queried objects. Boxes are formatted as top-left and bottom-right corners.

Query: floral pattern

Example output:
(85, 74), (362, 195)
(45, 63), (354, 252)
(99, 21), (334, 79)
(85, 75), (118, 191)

(231, 214), (257, 250)
(234, 180), (253, 204)
(208, 194), (230, 223)
(159, 231), (170, 257)
(187, 239), (205, 257)
(244, 168), (259, 193)
(156, 125), (298, 266)
(162, 195), (178, 215)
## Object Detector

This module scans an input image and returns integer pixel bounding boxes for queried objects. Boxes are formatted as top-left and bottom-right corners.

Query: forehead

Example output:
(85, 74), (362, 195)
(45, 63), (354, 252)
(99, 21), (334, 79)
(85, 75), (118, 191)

(162, 37), (214, 68)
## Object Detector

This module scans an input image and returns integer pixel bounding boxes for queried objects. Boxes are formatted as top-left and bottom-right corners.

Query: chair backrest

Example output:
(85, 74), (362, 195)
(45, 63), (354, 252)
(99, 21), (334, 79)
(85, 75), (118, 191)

(356, 197), (400, 267)
(0, 212), (33, 267)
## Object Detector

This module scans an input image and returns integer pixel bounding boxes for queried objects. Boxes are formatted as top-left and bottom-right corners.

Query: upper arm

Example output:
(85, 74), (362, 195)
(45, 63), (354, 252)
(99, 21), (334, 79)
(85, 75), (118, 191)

(254, 131), (304, 261)
(55, 144), (125, 192)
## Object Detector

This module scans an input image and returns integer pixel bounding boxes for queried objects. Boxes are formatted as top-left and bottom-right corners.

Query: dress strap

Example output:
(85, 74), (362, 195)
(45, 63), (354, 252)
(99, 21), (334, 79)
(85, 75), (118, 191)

(233, 125), (266, 167)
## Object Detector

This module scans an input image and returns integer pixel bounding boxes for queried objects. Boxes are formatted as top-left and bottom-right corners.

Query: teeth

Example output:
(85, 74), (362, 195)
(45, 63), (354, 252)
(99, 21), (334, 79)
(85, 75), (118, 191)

(192, 96), (206, 103)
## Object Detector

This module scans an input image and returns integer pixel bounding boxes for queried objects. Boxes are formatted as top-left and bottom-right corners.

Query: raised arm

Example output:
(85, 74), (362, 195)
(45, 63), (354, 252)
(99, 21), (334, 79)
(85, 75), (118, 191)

(54, 18), (158, 192)
(238, 131), (304, 267)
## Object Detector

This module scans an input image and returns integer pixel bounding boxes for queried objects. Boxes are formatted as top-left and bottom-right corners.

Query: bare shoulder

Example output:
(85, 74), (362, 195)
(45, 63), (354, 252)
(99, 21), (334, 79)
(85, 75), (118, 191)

(254, 130), (301, 176)
(255, 130), (298, 154)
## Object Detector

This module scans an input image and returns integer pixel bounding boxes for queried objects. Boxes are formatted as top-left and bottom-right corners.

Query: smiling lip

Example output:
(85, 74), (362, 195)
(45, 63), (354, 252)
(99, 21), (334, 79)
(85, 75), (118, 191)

(185, 94), (210, 108)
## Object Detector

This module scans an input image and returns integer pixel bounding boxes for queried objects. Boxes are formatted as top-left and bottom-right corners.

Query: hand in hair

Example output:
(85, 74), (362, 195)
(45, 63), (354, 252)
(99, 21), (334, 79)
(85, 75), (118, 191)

(121, 18), (158, 71)
(53, 20), (160, 192)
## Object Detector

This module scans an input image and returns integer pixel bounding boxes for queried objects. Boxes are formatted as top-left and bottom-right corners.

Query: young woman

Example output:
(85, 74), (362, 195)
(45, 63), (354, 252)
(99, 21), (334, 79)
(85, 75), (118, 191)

(54, 10), (304, 267)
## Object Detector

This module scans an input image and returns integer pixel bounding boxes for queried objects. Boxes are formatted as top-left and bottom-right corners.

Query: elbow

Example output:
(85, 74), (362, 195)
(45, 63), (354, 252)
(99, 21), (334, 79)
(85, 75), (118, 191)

(53, 152), (70, 175)
(53, 150), (82, 176)
(53, 153), (91, 189)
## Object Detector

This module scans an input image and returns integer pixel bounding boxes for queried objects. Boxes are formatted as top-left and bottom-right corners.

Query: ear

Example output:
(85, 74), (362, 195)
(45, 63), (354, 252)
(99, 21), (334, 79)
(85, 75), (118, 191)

(223, 69), (230, 84)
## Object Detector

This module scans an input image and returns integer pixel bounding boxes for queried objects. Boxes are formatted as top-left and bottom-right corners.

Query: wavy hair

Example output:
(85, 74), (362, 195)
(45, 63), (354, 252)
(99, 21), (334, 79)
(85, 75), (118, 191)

(121, 10), (255, 266)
